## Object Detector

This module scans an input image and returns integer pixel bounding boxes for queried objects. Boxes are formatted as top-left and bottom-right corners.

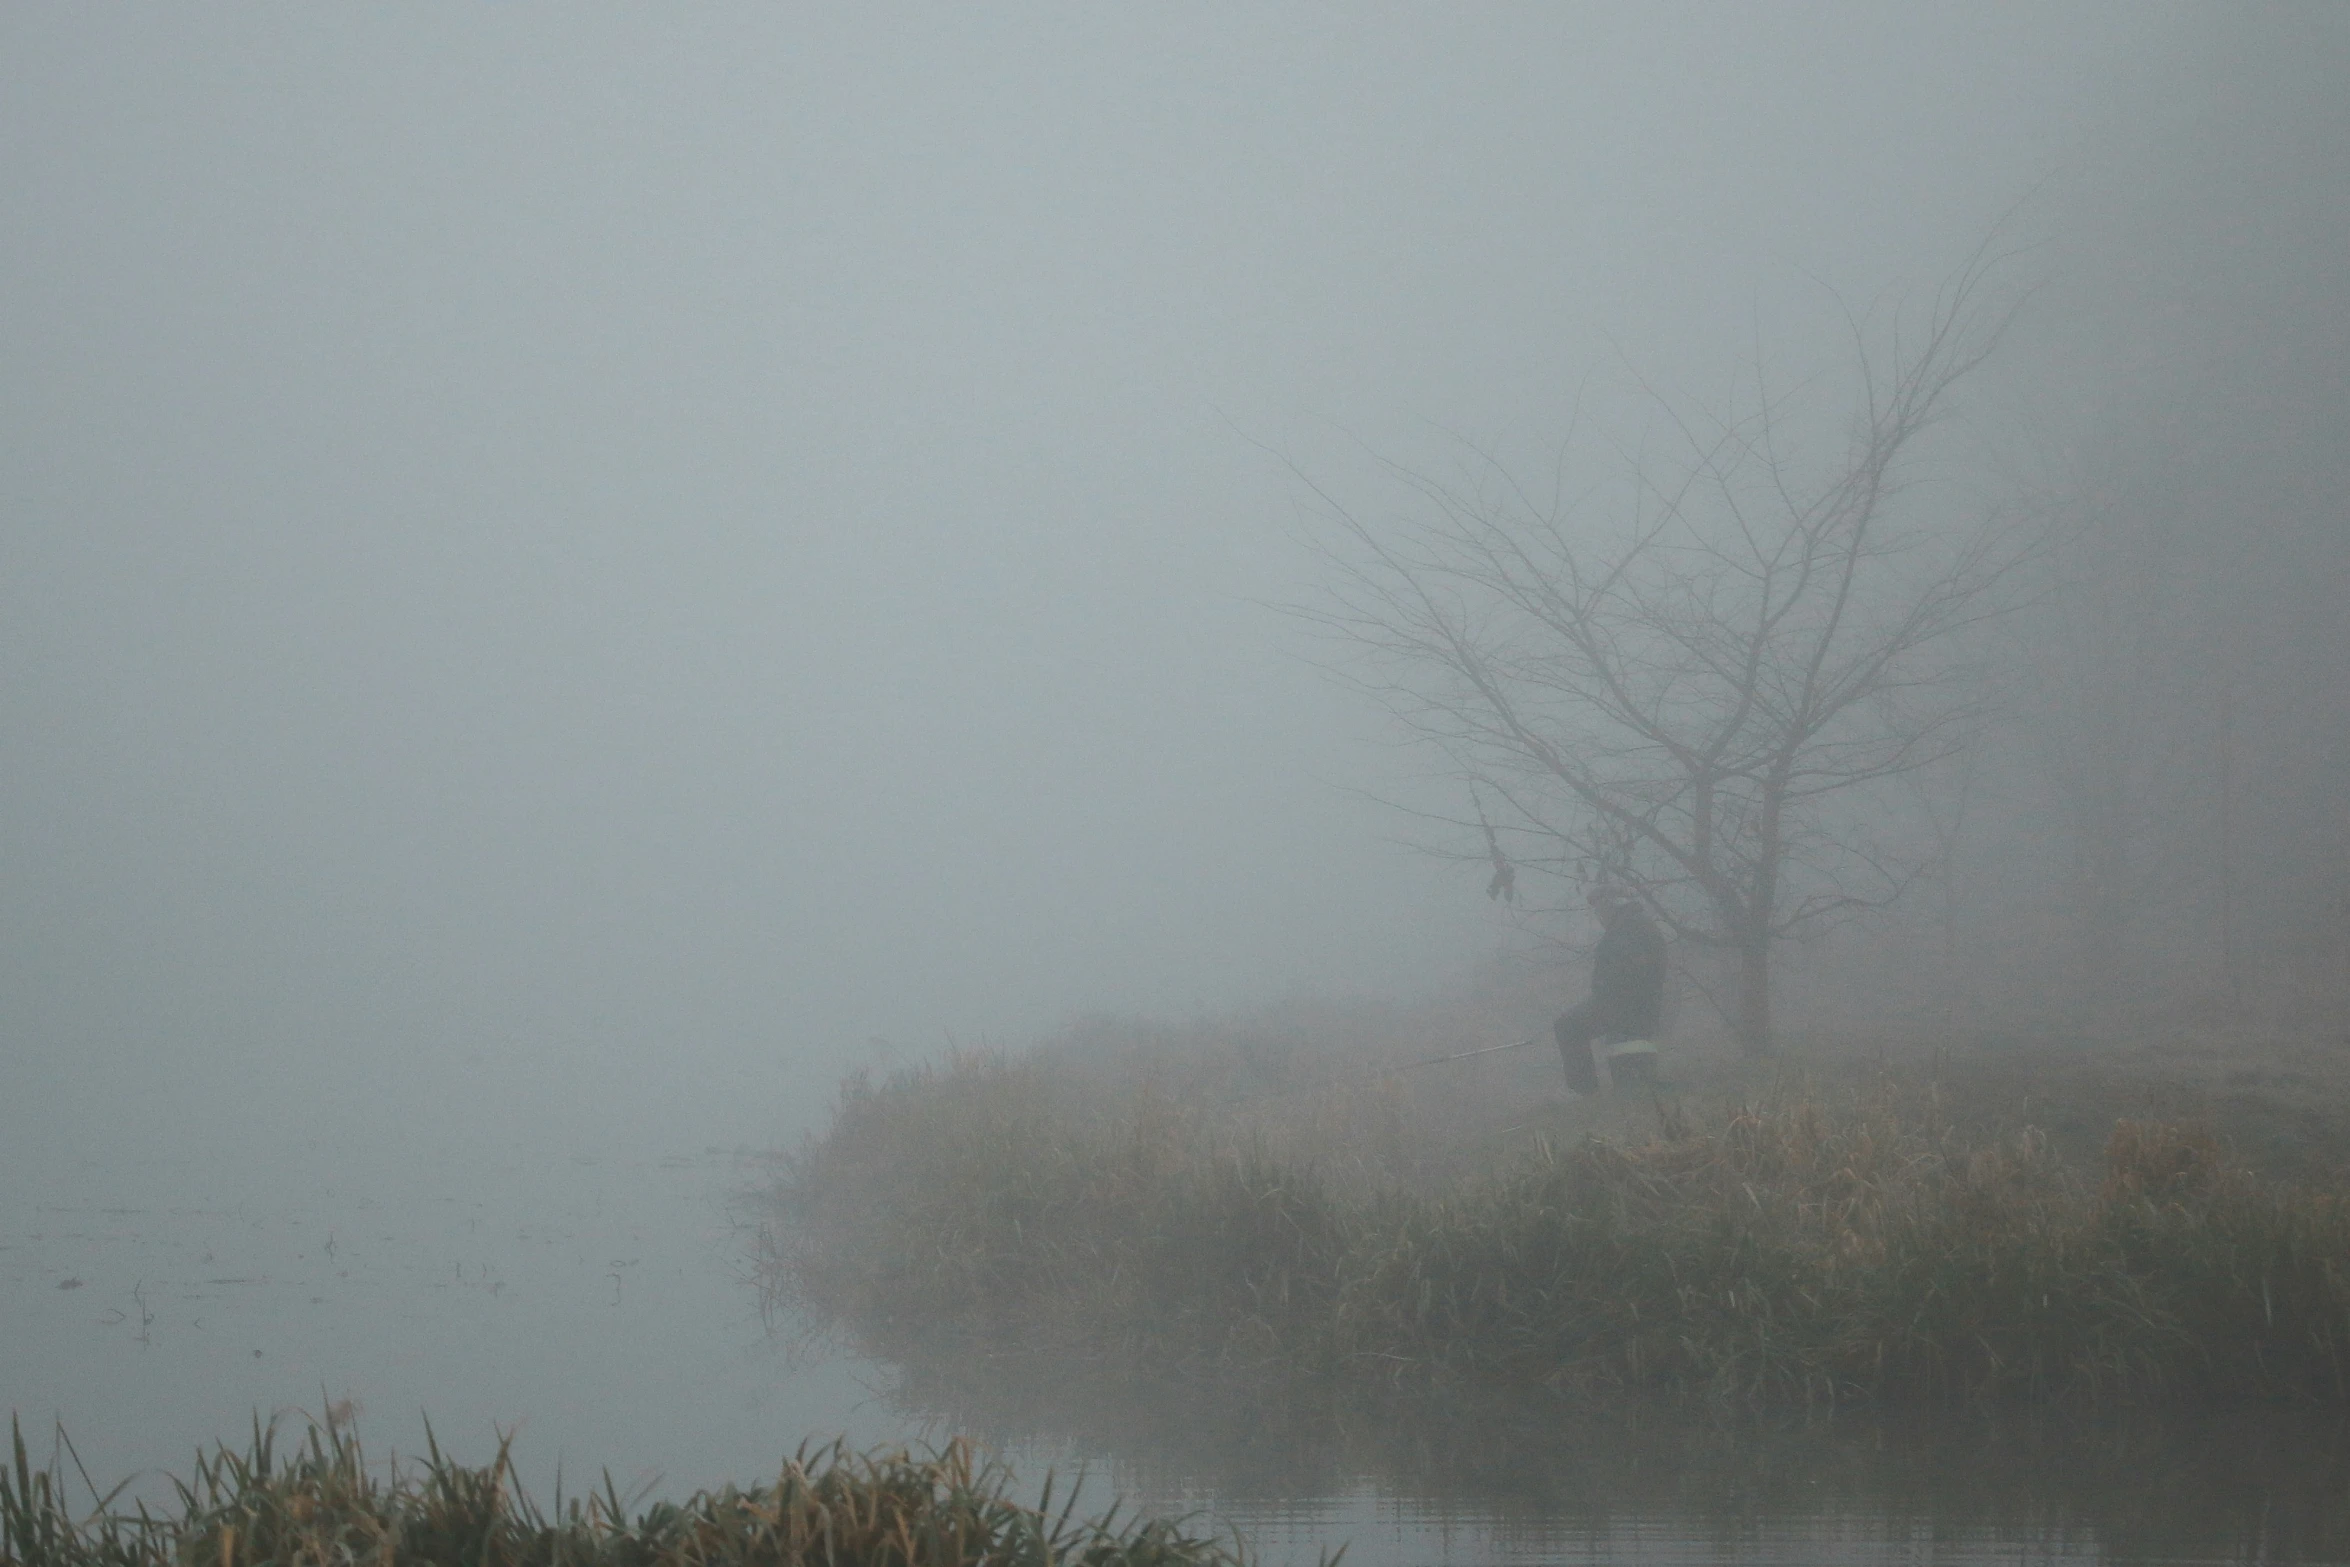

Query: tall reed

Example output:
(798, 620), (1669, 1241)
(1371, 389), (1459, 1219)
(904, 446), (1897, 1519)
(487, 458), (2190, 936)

(0, 1414), (1254, 1567)
(766, 1053), (2350, 1406)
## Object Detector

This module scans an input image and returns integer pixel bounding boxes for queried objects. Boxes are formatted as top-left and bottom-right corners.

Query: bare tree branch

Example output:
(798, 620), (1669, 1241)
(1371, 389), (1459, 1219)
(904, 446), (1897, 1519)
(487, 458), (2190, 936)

(1289, 251), (2027, 1052)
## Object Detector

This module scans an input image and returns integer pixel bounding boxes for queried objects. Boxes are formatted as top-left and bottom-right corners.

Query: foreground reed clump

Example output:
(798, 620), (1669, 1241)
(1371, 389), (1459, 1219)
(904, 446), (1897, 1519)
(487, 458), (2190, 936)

(0, 1415), (1250, 1567)
(765, 1051), (2350, 1406)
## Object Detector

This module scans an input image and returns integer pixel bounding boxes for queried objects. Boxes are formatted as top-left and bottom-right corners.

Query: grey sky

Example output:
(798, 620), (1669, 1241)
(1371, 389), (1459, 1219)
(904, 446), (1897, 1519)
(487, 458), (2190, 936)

(1, 5), (2200, 1155)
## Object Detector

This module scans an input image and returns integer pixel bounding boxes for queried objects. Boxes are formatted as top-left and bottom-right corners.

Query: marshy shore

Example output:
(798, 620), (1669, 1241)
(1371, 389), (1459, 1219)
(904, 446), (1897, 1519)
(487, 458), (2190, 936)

(1, 1416), (1252, 1567)
(762, 1015), (2350, 1408)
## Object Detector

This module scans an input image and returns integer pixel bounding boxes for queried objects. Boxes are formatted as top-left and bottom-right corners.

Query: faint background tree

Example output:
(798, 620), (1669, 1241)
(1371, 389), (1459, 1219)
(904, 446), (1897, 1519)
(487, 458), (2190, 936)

(1997, 4), (2350, 1036)
(1298, 256), (2029, 1055)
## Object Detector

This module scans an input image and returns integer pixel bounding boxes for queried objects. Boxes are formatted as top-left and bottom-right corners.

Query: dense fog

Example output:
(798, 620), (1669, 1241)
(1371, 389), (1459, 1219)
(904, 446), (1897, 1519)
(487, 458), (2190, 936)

(3, 3), (2342, 1177)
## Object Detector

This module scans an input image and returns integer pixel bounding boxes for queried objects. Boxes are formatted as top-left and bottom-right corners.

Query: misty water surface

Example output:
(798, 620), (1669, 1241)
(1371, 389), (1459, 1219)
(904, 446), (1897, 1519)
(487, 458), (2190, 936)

(13, 1138), (2350, 1566)
(2, 1132), (905, 1501)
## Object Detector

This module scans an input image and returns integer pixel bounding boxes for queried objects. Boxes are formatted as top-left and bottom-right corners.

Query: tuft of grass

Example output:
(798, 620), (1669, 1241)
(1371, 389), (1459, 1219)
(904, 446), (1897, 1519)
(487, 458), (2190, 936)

(758, 1054), (1352, 1359)
(765, 1051), (2350, 1407)
(0, 1413), (1259, 1567)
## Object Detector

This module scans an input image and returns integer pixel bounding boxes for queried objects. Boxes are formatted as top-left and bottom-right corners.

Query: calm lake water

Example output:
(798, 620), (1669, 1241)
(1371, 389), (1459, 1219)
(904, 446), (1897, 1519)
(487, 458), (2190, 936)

(7, 1135), (2347, 1565)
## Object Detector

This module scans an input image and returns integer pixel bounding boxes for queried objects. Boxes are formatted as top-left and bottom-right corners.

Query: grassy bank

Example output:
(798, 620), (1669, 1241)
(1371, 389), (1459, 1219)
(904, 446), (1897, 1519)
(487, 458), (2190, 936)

(1, 1417), (1249, 1567)
(764, 1044), (2350, 1406)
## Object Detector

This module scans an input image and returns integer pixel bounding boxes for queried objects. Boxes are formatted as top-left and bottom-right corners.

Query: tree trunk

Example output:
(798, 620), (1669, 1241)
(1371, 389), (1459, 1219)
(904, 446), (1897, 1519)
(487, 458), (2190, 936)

(1735, 932), (1774, 1056)
(2217, 678), (2243, 1015)
(2074, 837), (2128, 1032)
(1742, 776), (1785, 1057)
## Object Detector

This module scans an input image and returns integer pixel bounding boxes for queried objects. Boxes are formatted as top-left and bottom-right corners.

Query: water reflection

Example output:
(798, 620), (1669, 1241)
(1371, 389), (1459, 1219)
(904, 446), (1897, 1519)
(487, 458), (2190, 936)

(877, 1342), (2350, 1565)
(12, 1139), (2350, 1564)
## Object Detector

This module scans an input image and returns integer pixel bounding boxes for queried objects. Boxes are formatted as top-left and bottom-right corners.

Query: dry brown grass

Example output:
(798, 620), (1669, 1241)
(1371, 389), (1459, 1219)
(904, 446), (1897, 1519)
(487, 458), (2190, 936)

(764, 1030), (2350, 1408)
(1, 1413), (1257, 1567)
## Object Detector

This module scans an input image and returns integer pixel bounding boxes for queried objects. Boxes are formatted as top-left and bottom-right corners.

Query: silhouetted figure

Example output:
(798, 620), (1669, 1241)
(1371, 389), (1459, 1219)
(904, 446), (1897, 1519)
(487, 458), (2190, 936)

(1554, 884), (1665, 1094)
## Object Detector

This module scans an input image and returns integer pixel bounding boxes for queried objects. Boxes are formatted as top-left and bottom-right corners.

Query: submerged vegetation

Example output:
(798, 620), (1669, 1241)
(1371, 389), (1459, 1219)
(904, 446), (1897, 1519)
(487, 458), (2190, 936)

(0, 1416), (1250, 1567)
(765, 1041), (2350, 1408)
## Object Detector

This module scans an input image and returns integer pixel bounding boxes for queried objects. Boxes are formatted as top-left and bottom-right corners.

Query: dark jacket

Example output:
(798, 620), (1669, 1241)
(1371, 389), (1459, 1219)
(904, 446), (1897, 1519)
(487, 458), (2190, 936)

(1589, 906), (1666, 1038)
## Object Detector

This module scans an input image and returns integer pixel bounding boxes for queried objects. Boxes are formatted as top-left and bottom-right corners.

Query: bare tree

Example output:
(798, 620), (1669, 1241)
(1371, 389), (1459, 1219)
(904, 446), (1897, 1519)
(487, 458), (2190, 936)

(2010, 483), (2221, 1029)
(1296, 257), (2025, 1054)
(2012, 496), (2178, 1025)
